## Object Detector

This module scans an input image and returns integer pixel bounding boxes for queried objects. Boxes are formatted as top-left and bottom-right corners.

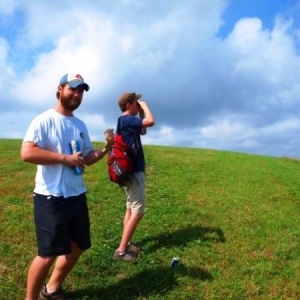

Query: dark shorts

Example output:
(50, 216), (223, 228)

(33, 193), (91, 256)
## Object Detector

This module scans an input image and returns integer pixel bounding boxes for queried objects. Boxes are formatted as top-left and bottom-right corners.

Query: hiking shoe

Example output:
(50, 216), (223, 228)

(112, 250), (136, 262)
(126, 242), (141, 257)
(39, 284), (71, 300)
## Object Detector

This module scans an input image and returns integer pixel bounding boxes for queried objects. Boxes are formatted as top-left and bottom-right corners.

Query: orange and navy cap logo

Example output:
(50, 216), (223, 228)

(59, 73), (89, 91)
(68, 74), (84, 82)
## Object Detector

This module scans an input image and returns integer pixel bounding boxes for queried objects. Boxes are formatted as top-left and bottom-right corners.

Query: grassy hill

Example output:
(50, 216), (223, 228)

(0, 139), (299, 299)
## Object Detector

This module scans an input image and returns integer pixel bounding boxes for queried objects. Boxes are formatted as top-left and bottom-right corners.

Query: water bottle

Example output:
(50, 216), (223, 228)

(70, 140), (84, 175)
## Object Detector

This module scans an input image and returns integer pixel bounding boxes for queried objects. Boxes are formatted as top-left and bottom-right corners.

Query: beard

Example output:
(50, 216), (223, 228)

(60, 94), (81, 111)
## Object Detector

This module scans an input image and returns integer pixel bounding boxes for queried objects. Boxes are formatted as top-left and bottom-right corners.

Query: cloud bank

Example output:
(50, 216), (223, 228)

(1, 0), (300, 157)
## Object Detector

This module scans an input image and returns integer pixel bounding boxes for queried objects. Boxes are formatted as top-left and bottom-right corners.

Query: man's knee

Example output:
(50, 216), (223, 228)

(135, 213), (144, 221)
(37, 255), (56, 267)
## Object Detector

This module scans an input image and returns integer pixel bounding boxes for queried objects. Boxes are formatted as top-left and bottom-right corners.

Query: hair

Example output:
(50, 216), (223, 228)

(56, 84), (66, 99)
(120, 103), (127, 112)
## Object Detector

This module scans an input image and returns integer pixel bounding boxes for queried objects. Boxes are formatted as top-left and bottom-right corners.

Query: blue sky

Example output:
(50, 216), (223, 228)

(1, 0), (300, 158)
(219, 0), (292, 36)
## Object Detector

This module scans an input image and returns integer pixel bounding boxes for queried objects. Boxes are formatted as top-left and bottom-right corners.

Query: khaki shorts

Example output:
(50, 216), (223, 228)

(125, 172), (145, 214)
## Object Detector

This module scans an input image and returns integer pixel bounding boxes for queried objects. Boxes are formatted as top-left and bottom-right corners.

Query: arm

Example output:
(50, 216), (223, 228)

(84, 128), (114, 166)
(138, 107), (147, 135)
(83, 148), (110, 166)
(21, 141), (85, 169)
(138, 101), (155, 135)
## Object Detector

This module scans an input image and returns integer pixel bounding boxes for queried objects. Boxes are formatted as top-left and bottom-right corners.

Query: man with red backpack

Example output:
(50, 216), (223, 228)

(113, 92), (155, 262)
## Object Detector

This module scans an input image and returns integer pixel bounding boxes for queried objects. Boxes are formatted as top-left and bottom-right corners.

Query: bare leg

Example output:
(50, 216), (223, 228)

(118, 210), (143, 253)
(26, 255), (56, 300)
(46, 242), (84, 292)
(123, 209), (132, 227)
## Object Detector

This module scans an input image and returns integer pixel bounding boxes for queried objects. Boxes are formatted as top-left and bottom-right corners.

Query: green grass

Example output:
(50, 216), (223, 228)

(0, 139), (299, 299)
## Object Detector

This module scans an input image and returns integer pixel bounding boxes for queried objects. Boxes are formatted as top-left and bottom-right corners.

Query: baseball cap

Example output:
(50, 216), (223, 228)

(59, 73), (89, 91)
(118, 92), (142, 108)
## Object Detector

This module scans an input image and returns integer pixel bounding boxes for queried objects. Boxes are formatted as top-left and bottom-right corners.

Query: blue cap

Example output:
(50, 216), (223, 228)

(59, 73), (89, 91)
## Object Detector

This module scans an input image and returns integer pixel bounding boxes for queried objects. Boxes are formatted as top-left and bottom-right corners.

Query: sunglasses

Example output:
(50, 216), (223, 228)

(127, 92), (136, 103)
(128, 92), (140, 107)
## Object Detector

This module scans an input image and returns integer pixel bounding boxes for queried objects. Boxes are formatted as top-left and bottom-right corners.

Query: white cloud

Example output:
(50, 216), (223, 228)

(1, 0), (300, 158)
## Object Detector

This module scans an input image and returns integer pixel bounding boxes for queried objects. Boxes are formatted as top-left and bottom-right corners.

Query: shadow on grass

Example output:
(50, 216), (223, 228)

(71, 264), (212, 300)
(140, 224), (226, 252)
(69, 225), (223, 299)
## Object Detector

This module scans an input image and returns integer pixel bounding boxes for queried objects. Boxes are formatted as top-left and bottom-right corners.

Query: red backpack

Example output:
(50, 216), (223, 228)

(107, 117), (133, 185)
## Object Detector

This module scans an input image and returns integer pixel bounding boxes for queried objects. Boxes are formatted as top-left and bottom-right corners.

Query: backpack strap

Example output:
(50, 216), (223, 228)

(116, 116), (136, 156)
(116, 116), (123, 135)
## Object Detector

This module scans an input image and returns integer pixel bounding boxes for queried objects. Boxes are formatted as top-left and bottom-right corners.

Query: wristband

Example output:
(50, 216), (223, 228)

(101, 147), (109, 153)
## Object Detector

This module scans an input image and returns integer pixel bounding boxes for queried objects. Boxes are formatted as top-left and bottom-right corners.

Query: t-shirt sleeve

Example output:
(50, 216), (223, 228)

(23, 115), (48, 148)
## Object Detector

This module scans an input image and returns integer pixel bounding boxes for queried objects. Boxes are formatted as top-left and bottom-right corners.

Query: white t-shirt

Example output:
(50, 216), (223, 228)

(23, 108), (94, 198)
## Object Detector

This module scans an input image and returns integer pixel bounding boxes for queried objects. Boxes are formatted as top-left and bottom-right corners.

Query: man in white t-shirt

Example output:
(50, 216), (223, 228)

(21, 73), (114, 300)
